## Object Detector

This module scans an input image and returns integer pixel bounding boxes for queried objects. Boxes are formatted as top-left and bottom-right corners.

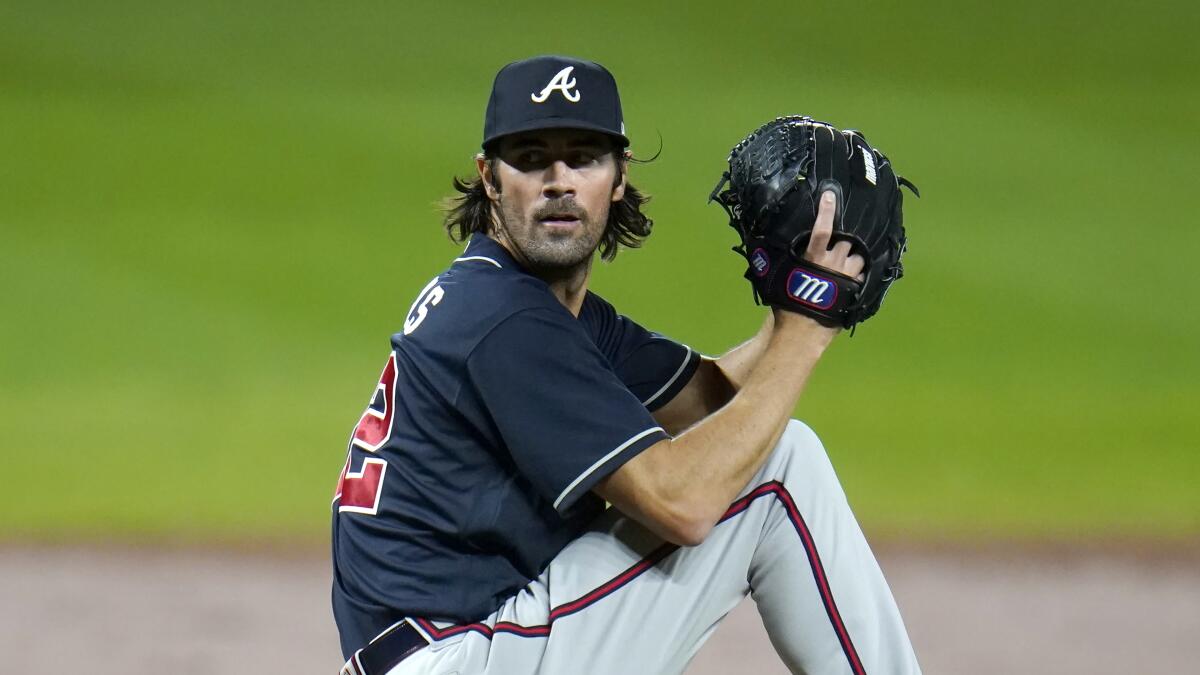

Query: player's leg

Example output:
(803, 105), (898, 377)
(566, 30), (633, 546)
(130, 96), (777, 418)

(536, 419), (920, 674)
(396, 504), (758, 675)
(746, 420), (921, 674)
(541, 419), (920, 674)
(386, 420), (919, 675)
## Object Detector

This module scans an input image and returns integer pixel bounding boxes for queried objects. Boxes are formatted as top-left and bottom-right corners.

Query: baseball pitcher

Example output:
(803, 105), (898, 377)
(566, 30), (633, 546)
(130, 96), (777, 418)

(331, 55), (922, 675)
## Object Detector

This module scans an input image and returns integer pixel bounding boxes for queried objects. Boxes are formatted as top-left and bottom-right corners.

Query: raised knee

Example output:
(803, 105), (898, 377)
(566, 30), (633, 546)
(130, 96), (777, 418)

(767, 420), (833, 473)
(781, 419), (823, 451)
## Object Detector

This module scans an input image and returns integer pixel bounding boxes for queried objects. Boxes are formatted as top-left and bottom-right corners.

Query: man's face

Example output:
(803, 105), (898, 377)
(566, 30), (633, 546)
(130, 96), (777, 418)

(481, 129), (625, 271)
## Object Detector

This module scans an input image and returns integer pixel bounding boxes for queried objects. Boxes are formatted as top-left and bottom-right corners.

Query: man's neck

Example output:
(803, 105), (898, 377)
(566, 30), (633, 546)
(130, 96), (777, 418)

(538, 261), (592, 317)
(490, 233), (593, 317)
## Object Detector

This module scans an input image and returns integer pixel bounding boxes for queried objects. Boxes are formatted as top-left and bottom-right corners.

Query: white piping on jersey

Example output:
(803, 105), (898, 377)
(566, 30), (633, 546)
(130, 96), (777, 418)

(640, 345), (694, 408)
(553, 426), (665, 511)
(454, 255), (502, 268)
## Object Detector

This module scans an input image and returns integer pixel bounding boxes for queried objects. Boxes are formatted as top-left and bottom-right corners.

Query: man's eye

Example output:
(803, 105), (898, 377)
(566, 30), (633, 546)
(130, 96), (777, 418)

(569, 151), (599, 167)
(518, 151), (545, 166)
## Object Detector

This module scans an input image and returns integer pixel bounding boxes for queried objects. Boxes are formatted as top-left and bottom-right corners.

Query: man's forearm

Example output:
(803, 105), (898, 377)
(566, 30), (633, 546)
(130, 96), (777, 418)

(665, 314), (831, 517)
(603, 312), (837, 544)
(713, 311), (774, 391)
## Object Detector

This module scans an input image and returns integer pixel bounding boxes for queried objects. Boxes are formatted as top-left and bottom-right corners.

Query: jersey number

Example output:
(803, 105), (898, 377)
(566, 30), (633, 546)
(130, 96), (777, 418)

(333, 352), (397, 515)
(404, 279), (444, 335)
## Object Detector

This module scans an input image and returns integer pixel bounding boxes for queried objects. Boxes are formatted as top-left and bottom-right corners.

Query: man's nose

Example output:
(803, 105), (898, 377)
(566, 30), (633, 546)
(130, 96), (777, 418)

(542, 160), (576, 198)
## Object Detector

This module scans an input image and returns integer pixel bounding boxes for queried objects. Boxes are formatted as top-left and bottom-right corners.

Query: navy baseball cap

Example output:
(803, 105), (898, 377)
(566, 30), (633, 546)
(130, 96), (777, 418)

(482, 55), (629, 152)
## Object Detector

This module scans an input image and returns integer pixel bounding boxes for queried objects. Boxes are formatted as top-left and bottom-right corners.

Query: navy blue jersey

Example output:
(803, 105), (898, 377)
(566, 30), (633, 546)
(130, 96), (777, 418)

(331, 235), (701, 657)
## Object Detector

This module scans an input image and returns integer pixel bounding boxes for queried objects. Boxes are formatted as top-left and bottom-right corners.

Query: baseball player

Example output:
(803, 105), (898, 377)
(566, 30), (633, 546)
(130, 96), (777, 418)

(331, 55), (921, 675)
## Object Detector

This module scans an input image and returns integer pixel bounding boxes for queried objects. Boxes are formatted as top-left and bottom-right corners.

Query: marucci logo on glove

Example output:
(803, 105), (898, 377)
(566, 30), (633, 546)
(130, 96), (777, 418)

(786, 270), (836, 309)
(751, 248), (770, 277)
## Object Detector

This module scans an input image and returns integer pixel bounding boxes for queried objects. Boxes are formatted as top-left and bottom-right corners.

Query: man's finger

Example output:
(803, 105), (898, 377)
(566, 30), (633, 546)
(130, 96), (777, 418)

(846, 253), (866, 279)
(805, 190), (837, 260)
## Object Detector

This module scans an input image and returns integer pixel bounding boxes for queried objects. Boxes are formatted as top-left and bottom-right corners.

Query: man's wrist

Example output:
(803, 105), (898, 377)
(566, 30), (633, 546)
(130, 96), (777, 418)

(770, 308), (840, 351)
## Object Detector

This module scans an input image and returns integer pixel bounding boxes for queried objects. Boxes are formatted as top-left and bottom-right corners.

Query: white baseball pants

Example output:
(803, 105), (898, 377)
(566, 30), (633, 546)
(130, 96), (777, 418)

(379, 420), (921, 675)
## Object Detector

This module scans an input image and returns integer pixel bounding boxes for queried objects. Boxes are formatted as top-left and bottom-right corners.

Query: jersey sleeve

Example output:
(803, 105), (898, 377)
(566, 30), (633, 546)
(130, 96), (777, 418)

(579, 293), (702, 412)
(466, 307), (669, 514)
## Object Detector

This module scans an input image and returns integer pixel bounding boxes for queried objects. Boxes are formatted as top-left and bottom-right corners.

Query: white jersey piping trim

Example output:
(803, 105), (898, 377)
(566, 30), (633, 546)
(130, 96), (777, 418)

(553, 426), (665, 511)
(641, 345), (694, 407)
(454, 255), (502, 268)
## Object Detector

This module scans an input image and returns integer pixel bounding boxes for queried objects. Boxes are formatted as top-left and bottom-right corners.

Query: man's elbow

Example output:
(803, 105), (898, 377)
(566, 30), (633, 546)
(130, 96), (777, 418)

(667, 522), (711, 548)
(653, 501), (721, 547)
(596, 453), (723, 547)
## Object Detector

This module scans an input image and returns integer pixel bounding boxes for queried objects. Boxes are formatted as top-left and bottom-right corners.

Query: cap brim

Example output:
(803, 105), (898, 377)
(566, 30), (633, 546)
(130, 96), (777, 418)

(483, 117), (629, 152)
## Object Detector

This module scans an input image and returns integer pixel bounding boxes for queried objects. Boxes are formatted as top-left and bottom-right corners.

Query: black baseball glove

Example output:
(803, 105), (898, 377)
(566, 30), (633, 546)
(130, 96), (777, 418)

(710, 115), (918, 330)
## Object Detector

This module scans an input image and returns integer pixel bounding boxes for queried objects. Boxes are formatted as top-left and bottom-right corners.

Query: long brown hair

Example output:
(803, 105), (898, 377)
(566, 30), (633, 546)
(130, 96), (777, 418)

(442, 153), (653, 262)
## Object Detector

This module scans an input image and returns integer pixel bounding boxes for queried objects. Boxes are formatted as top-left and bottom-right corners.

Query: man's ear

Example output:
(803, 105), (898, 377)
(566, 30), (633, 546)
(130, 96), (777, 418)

(476, 154), (501, 201)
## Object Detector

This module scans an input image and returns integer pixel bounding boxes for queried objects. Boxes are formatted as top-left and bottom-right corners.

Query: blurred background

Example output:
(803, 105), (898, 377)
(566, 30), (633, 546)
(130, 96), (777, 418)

(3, 1), (1198, 672)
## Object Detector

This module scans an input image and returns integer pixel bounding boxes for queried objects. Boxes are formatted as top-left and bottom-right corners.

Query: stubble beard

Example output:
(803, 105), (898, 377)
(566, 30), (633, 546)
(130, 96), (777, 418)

(495, 198), (607, 273)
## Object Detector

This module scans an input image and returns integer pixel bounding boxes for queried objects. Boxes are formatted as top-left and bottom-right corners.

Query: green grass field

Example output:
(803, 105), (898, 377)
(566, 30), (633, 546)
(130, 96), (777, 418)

(3, 1), (1198, 545)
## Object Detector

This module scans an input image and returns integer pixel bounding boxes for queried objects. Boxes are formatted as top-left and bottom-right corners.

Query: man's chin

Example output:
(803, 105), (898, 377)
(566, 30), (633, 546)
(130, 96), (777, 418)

(524, 241), (596, 271)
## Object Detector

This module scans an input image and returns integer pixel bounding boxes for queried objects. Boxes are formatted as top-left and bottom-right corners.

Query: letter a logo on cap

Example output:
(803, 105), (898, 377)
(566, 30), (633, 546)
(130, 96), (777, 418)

(531, 66), (581, 103)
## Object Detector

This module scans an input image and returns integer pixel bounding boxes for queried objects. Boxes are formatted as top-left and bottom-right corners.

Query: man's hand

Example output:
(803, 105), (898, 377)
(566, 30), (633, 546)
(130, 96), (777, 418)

(774, 190), (860, 339)
(805, 191), (865, 280)
(656, 189), (857, 436)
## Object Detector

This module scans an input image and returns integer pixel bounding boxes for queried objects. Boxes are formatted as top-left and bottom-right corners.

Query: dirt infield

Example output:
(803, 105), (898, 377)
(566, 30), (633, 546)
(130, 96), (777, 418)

(4, 544), (1197, 674)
